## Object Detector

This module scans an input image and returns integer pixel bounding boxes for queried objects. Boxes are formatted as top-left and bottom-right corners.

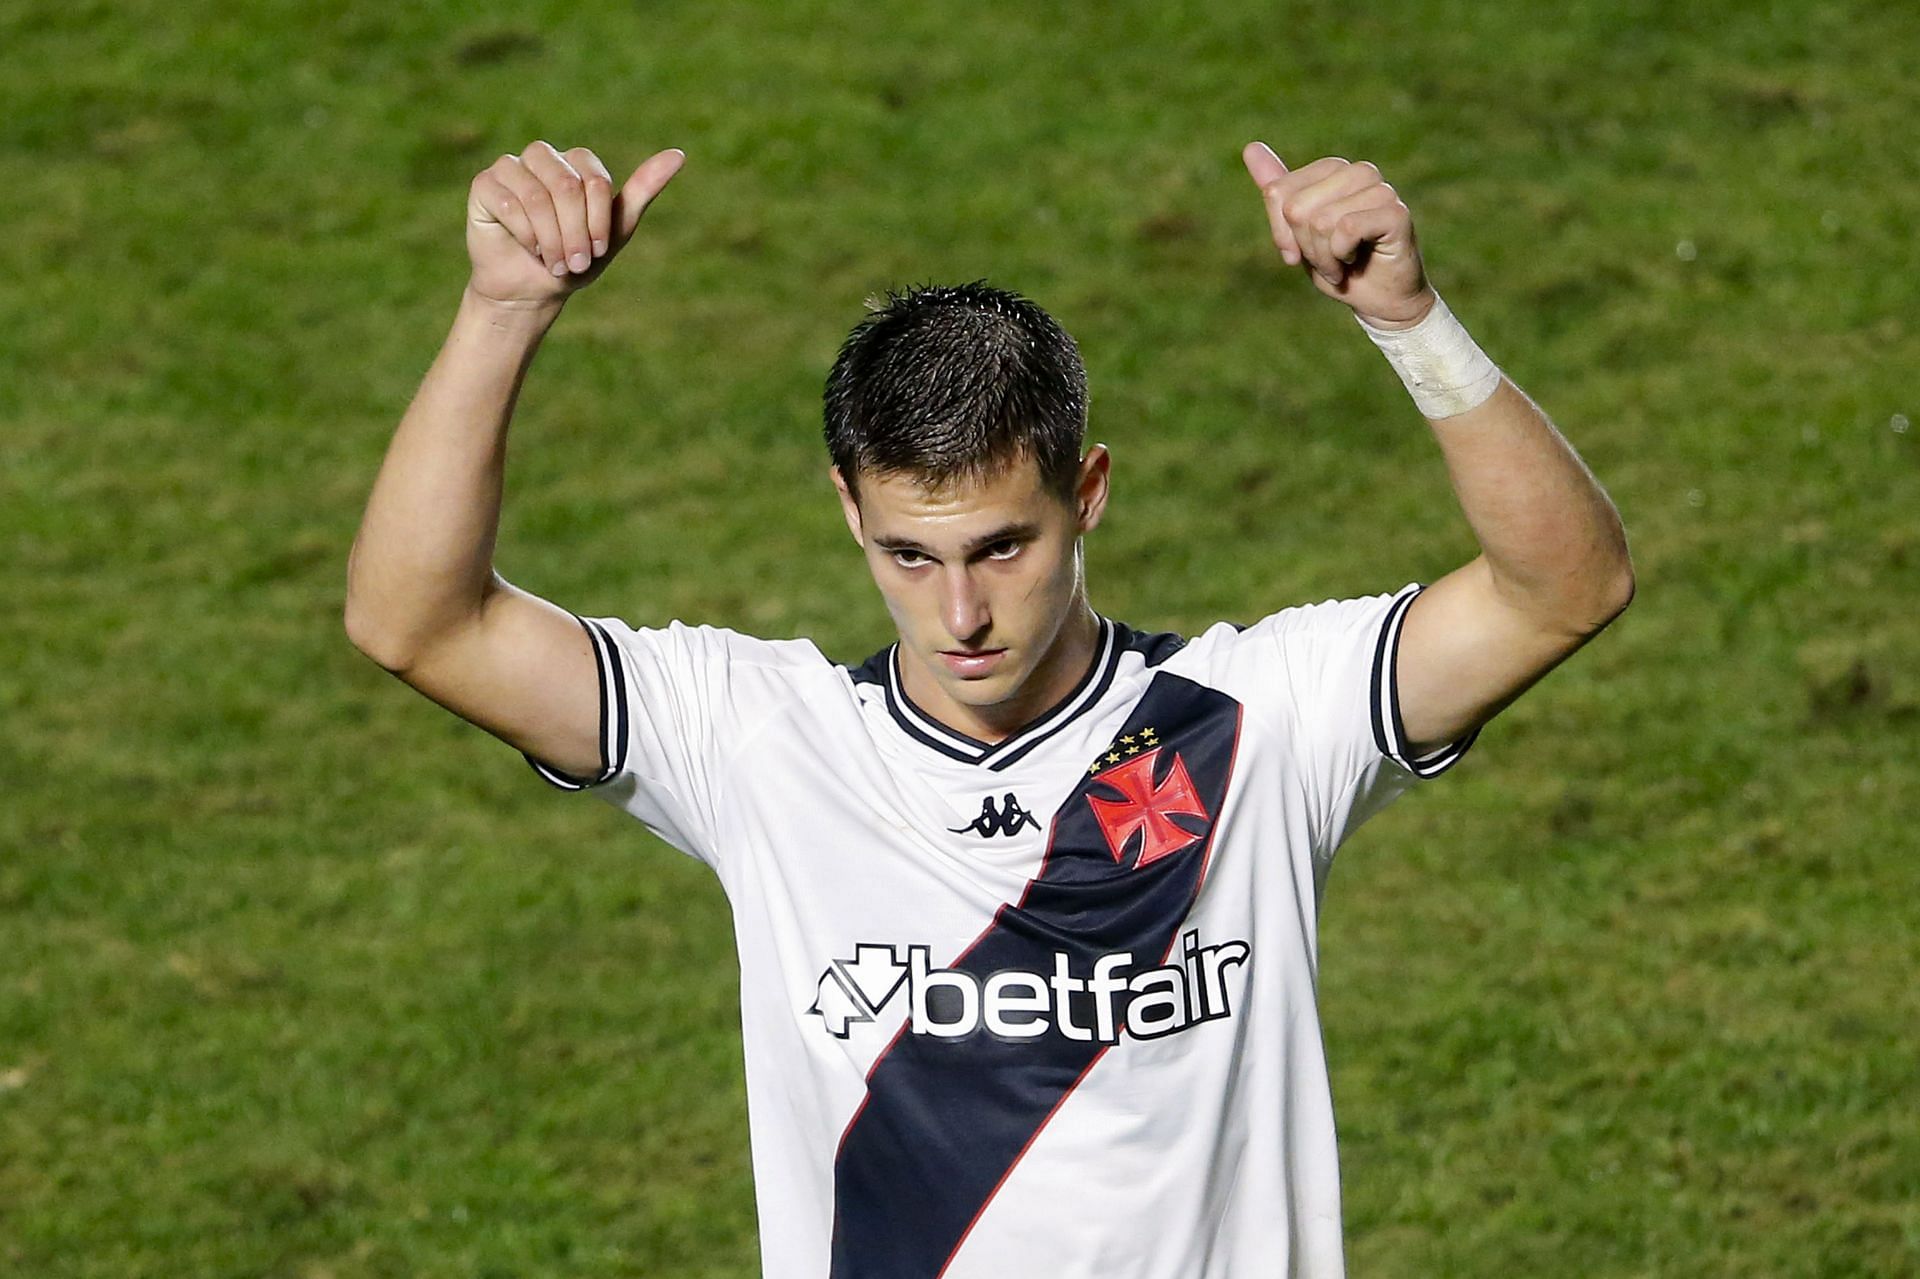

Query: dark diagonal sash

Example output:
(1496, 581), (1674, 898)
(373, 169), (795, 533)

(829, 673), (1243, 1278)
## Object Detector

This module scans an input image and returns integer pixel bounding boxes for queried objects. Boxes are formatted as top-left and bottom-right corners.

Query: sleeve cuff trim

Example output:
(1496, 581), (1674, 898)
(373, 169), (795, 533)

(1368, 584), (1478, 780)
(523, 615), (629, 791)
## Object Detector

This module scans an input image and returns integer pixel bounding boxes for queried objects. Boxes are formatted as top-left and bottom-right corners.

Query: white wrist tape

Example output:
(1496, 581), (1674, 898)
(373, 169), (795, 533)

(1355, 292), (1502, 420)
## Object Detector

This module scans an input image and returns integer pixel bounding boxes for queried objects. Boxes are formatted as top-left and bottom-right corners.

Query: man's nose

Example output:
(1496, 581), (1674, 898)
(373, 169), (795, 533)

(942, 567), (991, 643)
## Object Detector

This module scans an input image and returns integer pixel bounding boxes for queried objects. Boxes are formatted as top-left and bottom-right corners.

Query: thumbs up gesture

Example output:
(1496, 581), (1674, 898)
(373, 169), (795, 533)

(465, 141), (686, 306)
(1242, 142), (1435, 329)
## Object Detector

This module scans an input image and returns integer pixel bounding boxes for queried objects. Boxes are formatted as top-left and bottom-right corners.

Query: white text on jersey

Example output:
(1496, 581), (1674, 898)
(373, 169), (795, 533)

(808, 929), (1252, 1045)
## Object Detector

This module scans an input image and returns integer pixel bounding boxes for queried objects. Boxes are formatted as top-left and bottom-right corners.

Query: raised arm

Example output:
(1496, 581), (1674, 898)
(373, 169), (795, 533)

(344, 141), (685, 778)
(1241, 142), (1634, 757)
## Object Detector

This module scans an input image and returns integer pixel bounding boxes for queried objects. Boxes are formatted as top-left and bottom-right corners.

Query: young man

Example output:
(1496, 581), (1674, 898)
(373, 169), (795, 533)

(345, 139), (1632, 1278)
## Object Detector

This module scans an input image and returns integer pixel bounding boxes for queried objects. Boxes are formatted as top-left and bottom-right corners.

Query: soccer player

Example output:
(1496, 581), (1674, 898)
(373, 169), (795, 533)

(345, 139), (1633, 1278)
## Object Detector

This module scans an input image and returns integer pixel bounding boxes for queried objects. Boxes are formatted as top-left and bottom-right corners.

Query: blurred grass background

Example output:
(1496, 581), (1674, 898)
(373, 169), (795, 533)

(2, 0), (1916, 1274)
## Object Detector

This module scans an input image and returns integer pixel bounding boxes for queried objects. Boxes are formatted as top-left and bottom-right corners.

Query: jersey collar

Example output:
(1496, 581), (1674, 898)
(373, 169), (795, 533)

(872, 617), (1121, 771)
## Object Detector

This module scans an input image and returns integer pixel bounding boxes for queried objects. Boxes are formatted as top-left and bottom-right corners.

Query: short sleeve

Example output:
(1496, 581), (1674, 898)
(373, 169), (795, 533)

(522, 616), (816, 870)
(1211, 581), (1479, 860)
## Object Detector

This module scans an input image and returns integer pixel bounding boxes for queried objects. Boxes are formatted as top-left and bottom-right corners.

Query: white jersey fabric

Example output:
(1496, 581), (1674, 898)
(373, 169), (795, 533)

(525, 581), (1476, 1279)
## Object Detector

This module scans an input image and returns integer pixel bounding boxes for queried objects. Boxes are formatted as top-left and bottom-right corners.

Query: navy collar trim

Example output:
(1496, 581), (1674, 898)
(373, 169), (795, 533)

(869, 618), (1122, 770)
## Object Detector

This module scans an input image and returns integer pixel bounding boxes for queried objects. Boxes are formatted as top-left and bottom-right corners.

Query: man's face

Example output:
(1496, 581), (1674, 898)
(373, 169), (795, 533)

(834, 449), (1109, 727)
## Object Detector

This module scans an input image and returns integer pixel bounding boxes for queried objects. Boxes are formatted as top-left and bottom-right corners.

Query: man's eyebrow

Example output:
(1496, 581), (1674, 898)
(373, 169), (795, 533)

(871, 523), (1041, 556)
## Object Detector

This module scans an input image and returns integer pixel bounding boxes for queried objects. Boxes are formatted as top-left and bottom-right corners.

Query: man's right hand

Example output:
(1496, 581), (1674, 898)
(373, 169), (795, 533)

(466, 141), (686, 306)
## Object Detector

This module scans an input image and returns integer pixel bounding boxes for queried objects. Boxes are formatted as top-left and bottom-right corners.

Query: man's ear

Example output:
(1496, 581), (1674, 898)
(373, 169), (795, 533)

(1074, 445), (1111, 535)
(830, 466), (865, 546)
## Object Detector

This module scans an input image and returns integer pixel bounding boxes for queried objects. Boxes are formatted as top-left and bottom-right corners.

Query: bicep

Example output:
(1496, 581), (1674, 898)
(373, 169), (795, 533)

(1395, 555), (1608, 756)
(390, 578), (606, 779)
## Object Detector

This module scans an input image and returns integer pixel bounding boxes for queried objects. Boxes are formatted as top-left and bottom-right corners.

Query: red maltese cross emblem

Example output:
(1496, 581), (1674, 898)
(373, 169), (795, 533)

(1087, 746), (1210, 868)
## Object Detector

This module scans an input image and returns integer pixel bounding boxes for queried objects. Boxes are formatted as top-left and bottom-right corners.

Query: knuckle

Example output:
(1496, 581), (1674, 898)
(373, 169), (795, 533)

(1311, 211), (1337, 234)
(1280, 197), (1305, 222)
(1357, 160), (1381, 177)
(581, 171), (611, 192)
(553, 176), (583, 198)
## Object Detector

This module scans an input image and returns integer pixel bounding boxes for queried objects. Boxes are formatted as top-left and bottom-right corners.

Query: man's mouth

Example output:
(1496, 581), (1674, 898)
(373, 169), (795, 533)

(938, 648), (1007, 678)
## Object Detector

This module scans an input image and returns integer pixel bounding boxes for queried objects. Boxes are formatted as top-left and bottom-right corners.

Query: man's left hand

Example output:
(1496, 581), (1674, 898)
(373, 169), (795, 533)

(1242, 142), (1435, 329)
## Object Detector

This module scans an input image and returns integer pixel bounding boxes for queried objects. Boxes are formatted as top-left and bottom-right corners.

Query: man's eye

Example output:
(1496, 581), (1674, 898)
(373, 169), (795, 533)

(891, 550), (931, 568)
(985, 541), (1022, 561)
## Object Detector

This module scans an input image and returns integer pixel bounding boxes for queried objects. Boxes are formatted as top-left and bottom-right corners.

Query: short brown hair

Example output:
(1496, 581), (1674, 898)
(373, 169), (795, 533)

(823, 280), (1088, 500)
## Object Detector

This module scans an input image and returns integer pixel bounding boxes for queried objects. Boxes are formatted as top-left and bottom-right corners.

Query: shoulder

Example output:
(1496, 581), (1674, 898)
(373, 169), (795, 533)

(1138, 583), (1423, 719)
(580, 619), (848, 721)
(1188, 582), (1422, 660)
(592, 618), (833, 670)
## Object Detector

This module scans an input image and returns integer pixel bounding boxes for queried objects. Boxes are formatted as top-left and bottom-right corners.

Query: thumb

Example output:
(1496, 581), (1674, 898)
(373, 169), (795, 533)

(1241, 140), (1301, 263)
(1241, 140), (1288, 188)
(613, 148), (687, 245)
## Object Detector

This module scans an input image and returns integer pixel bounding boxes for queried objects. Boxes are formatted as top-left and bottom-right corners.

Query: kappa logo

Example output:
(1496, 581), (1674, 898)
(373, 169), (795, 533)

(806, 932), (1252, 1044)
(948, 793), (1041, 839)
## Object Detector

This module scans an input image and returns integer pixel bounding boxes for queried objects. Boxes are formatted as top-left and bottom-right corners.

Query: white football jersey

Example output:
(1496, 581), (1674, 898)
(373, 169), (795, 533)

(525, 581), (1475, 1279)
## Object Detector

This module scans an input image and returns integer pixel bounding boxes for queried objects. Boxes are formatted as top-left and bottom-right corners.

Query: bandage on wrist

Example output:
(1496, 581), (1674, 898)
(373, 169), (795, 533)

(1355, 292), (1502, 420)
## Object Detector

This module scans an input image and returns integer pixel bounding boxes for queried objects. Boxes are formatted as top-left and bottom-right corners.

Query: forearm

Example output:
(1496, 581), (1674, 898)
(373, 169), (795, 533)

(344, 287), (563, 667)
(1238, 146), (1633, 632)
(1420, 369), (1634, 633)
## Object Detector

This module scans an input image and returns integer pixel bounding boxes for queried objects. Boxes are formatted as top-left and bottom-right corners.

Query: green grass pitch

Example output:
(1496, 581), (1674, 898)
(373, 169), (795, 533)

(1, 0), (1916, 1274)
